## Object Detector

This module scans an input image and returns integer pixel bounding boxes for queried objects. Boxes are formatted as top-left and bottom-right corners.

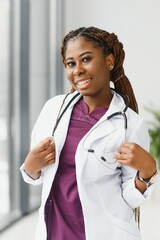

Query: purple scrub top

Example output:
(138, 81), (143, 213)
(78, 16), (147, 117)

(45, 99), (107, 240)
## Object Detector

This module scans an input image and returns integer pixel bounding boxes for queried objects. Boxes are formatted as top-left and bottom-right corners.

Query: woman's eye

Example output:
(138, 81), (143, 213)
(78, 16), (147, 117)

(83, 57), (91, 62)
(66, 62), (75, 68)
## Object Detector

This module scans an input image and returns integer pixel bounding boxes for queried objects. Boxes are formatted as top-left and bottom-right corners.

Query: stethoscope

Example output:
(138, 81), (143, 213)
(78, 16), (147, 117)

(52, 88), (129, 137)
(52, 89), (129, 166)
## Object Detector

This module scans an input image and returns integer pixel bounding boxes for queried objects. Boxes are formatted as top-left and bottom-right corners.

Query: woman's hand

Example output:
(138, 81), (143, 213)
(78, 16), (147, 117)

(113, 143), (156, 176)
(24, 137), (56, 179)
(113, 143), (157, 193)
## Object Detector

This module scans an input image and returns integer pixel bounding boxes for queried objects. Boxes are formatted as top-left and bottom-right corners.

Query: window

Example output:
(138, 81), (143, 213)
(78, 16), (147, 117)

(0, 0), (61, 232)
(0, 0), (10, 227)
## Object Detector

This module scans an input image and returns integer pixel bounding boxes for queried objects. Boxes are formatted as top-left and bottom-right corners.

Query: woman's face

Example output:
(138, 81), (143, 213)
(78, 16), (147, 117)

(64, 37), (114, 98)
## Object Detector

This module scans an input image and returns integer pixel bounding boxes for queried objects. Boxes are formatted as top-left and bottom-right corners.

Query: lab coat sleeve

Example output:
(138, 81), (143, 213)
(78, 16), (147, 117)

(121, 117), (155, 208)
(20, 163), (44, 185)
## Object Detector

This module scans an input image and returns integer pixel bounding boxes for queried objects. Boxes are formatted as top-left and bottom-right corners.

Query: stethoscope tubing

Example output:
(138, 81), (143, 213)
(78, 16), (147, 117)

(52, 89), (129, 136)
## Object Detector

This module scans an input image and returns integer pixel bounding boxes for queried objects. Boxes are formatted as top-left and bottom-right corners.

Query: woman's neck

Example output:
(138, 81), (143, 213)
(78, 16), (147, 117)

(82, 92), (112, 113)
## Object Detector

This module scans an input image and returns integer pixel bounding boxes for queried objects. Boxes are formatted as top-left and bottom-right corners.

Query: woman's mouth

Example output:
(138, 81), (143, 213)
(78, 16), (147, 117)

(76, 78), (92, 86)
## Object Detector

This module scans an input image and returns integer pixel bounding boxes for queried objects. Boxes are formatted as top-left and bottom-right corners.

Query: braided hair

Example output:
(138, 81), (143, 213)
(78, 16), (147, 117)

(61, 26), (138, 113)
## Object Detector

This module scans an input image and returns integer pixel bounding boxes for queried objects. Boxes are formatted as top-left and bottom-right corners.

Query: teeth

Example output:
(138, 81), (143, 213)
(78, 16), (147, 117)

(77, 79), (91, 86)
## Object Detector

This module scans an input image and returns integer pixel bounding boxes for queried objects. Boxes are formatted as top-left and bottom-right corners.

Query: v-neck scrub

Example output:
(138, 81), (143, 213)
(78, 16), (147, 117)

(45, 99), (107, 240)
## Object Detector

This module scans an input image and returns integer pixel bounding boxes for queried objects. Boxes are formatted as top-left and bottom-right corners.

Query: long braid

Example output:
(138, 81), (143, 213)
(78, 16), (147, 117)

(109, 35), (138, 113)
(61, 26), (138, 113)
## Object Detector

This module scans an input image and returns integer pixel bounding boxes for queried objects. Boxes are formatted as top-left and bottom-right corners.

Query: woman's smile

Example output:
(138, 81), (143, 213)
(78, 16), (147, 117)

(75, 78), (92, 89)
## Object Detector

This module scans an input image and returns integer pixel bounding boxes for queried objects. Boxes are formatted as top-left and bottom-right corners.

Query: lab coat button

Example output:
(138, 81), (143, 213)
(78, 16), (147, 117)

(88, 149), (94, 153)
(101, 156), (106, 162)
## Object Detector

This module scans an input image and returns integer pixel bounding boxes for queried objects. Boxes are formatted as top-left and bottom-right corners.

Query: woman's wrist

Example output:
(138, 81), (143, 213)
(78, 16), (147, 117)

(24, 165), (41, 180)
(137, 169), (158, 184)
(138, 163), (157, 179)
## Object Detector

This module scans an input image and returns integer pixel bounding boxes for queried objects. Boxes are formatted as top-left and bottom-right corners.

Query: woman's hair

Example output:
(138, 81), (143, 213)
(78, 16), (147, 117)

(61, 26), (138, 113)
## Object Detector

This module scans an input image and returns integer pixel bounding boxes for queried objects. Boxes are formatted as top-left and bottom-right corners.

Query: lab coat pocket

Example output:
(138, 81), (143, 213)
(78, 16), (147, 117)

(94, 150), (121, 170)
(109, 213), (140, 240)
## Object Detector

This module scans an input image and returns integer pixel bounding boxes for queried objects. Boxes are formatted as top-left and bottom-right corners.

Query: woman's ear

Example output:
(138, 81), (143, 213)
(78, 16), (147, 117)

(106, 54), (115, 70)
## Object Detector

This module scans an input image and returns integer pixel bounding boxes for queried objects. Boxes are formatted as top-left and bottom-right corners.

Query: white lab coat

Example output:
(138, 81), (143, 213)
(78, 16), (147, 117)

(20, 91), (152, 240)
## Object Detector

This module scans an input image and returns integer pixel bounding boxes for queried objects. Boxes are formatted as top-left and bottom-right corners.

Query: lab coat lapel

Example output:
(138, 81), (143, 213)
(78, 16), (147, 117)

(82, 91), (126, 148)
(82, 118), (115, 149)
(53, 91), (82, 153)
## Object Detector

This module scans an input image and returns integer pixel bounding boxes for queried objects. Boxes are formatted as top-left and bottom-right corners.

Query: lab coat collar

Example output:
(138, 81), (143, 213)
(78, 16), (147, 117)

(61, 90), (127, 115)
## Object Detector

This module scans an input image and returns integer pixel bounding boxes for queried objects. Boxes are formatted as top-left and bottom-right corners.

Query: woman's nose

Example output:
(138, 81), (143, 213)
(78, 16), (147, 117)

(73, 63), (85, 76)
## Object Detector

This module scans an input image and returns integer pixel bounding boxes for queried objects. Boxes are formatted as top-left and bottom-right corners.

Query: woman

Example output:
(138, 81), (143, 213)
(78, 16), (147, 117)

(20, 26), (157, 240)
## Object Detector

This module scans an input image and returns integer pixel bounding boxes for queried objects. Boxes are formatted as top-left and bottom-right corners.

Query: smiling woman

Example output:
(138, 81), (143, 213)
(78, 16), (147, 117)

(61, 27), (138, 113)
(20, 26), (157, 240)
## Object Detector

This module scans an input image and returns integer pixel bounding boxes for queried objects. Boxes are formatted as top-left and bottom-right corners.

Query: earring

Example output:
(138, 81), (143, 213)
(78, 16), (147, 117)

(109, 65), (114, 70)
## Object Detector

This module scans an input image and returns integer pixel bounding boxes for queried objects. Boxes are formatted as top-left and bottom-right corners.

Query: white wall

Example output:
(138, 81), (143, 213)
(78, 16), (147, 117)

(64, 0), (160, 122)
